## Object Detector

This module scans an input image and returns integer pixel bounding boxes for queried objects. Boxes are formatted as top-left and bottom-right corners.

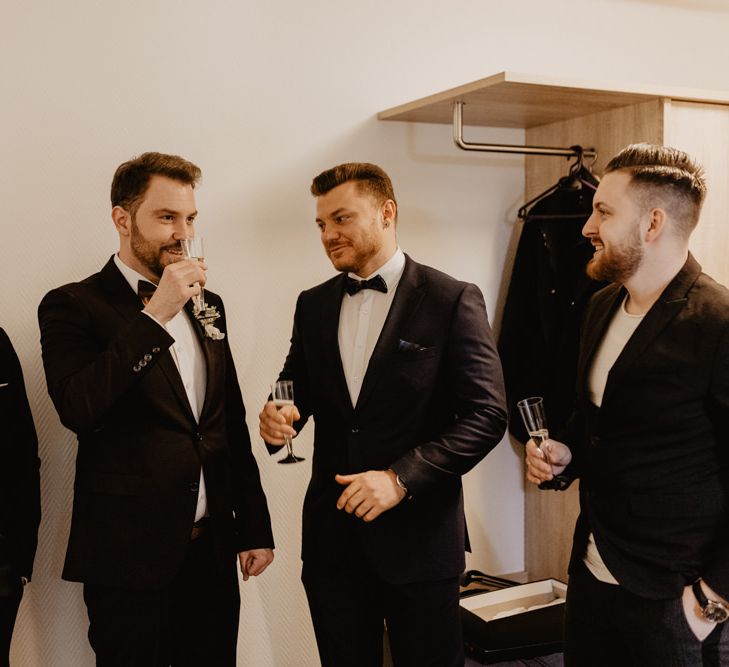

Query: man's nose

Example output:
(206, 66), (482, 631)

(173, 220), (191, 240)
(582, 212), (597, 238)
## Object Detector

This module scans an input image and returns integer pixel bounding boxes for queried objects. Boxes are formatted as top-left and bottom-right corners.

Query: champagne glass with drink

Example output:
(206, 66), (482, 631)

(180, 237), (206, 315)
(271, 380), (305, 464)
(517, 396), (570, 490)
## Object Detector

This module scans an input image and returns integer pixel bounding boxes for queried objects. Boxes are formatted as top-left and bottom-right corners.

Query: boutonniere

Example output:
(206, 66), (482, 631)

(193, 303), (226, 340)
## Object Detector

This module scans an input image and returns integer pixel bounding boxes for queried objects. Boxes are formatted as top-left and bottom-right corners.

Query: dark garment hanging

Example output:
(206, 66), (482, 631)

(498, 166), (607, 443)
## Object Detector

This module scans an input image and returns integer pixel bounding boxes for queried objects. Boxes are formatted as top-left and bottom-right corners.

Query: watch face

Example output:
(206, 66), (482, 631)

(704, 601), (729, 623)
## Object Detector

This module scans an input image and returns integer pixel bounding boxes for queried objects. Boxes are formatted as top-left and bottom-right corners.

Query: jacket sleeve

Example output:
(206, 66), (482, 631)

(217, 302), (275, 551)
(0, 329), (41, 579)
(38, 286), (175, 434)
(698, 322), (729, 600)
(389, 283), (508, 496)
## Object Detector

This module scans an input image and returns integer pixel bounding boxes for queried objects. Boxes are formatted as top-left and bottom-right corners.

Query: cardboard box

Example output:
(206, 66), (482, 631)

(460, 579), (566, 664)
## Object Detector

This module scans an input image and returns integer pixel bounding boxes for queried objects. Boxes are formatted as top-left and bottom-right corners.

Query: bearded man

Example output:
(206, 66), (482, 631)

(38, 152), (274, 667)
(526, 144), (729, 666)
(259, 162), (507, 667)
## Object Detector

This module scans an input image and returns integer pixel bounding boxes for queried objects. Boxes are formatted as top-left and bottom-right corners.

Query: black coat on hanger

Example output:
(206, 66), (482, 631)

(498, 166), (607, 443)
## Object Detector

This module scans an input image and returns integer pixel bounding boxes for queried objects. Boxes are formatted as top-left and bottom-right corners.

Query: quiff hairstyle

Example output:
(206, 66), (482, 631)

(605, 143), (707, 238)
(310, 162), (398, 221)
(111, 152), (202, 217)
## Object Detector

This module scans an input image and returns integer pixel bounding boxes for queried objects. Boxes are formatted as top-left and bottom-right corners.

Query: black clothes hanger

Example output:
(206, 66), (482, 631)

(517, 147), (598, 221)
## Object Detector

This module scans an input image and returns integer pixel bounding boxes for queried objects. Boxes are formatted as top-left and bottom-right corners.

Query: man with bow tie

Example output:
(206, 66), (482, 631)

(259, 162), (507, 666)
(38, 152), (274, 666)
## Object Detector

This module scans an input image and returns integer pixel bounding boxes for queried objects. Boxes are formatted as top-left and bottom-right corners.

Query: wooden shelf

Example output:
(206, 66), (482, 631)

(378, 71), (729, 129)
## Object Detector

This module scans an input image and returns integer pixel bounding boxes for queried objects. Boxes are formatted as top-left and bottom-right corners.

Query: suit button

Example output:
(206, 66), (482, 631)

(189, 481), (199, 493)
(133, 364), (141, 372)
(144, 354), (152, 361)
(152, 347), (160, 353)
(193, 432), (203, 442)
(139, 359), (147, 367)
(591, 436), (601, 446)
(351, 426), (359, 433)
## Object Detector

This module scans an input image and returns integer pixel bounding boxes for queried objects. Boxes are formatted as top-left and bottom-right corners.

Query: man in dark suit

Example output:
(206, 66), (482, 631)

(526, 144), (729, 666)
(39, 152), (274, 666)
(0, 328), (40, 667)
(259, 162), (507, 666)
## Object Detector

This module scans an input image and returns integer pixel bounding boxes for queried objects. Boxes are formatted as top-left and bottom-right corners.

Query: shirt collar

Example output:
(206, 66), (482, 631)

(348, 247), (405, 291)
(113, 253), (157, 295)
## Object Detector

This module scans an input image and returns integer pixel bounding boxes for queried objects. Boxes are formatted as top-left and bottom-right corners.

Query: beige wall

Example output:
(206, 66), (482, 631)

(4, 0), (729, 664)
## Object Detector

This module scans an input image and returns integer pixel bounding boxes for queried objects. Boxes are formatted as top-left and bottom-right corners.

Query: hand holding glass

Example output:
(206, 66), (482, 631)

(271, 380), (304, 464)
(517, 396), (567, 490)
(180, 237), (205, 314)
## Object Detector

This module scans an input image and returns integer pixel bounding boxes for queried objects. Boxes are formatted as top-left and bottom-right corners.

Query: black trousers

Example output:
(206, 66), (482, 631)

(302, 550), (463, 667)
(0, 580), (22, 667)
(83, 531), (240, 667)
(566, 561), (729, 667)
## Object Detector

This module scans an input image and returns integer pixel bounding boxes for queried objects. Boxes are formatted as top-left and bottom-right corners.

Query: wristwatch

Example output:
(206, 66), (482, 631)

(692, 580), (729, 623)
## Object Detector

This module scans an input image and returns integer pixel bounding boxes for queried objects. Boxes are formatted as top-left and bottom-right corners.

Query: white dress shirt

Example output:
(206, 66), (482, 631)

(114, 254), (209, 521)
(339, 247), (406, 406)
(584, 294), (644, 585)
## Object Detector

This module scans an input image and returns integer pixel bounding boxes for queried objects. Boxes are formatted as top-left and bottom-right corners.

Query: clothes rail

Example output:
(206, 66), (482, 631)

(452, 101), (596, 159)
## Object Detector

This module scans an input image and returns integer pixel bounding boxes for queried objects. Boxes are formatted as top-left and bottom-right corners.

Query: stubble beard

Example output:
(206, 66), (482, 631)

(326, 220), (383, 275)
(130, 217), (180, 280)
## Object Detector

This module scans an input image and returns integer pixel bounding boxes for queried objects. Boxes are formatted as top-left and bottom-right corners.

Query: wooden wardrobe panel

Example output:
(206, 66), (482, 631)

(664, 100), (729, 288)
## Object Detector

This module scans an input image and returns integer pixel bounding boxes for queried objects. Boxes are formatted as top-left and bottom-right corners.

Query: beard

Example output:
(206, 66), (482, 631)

(130, 217), (181, 279)
(325, 220), (383, 275)
(586, 225), (644, 283)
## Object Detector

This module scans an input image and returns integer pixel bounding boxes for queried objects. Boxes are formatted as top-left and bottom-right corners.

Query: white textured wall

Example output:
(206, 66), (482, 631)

(3, 0), (729, 665)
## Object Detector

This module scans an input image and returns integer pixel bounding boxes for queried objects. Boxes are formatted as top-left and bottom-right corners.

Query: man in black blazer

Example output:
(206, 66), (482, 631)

(527, 144), (729, 666)
(259, 163), (507, 666)
(39, 152), (274, 666)
(0, 328), (40, 667)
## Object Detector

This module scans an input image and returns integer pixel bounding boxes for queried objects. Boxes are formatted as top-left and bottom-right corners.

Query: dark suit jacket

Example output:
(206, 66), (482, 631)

(499, 175), (605, 442)
(0, 328), (40, 587)
(38, 257), (273, 590)
(274, 255), (507, 585)
(562, 253), (729, 600)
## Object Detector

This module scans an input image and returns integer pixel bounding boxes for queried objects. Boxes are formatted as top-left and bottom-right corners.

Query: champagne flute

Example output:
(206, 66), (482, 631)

(517, 396), (569, 490)
(271, 380), (305, 464)
(180, 237), (205, 314)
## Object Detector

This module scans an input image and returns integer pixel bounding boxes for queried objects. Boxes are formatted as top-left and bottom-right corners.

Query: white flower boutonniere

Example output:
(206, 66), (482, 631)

(193, 303), (226, 340)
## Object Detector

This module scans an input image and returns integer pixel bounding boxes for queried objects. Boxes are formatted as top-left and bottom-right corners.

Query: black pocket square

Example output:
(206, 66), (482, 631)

(397, 339), (429, 353)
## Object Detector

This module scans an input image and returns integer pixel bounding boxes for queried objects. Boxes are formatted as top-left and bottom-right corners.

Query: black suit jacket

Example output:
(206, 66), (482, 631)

(38, 257), (273, 590)
(274, 255), (507, 584)
(563, 254), (729, 600)
(0, 328), (40, 586)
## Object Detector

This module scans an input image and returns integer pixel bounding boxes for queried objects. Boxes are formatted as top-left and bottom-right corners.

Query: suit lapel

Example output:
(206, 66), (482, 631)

(98, 258), (196, 422)
(321, 276), (352, 414)
(183, 300), (217, 422)
(355, 256), (425, 411)
(601, 254), (701, 406)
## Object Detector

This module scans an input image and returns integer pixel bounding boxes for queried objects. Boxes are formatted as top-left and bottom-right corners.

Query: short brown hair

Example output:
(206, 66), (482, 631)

(311, 162), (397, 216)
(111, 152), (201, 216)
(605, 143), (706, 237)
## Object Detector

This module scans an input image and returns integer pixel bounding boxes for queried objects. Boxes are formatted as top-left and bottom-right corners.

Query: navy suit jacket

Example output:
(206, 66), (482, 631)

(39, 257), (273, 589)
(273, 255), (507, 584)
(563, 254), (729, 600)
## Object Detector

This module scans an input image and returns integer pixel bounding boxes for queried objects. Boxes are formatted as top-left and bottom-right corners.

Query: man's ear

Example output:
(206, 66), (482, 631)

(112, 206), (132, 237)
(381, 199), (396, 228)
(644, 207), (668, 243)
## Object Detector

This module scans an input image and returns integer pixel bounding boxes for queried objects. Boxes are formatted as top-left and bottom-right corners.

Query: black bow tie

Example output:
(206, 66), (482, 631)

(137, 280), (157, 303)
(344, 274), (388, 296)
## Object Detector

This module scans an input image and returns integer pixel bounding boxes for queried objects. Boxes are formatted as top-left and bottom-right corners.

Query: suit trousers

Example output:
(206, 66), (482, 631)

(83, 530), (240, 667)
(565, 561), (729, 666)
(302, 546), (463, 667)
(0, 581), (22, 667)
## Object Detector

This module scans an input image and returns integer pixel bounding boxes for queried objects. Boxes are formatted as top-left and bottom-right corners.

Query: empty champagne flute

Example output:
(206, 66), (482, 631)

(180, 237), (205, 315)
(271, 380), (304, 464)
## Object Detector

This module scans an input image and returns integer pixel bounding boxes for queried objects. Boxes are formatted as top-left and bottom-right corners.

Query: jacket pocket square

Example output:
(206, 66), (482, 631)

(397, 339), (429, 353)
